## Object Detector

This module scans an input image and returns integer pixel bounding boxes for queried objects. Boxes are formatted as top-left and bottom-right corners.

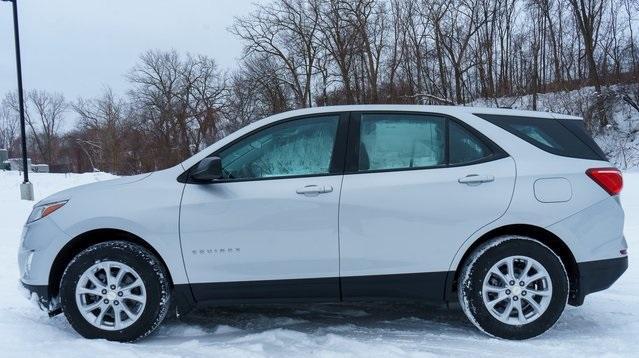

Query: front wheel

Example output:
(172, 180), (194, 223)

(60, 241), (171, 342)
(458, 236), (568, 340)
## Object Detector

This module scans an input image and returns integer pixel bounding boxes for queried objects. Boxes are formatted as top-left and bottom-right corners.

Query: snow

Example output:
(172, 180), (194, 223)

(0, 169), (637, 357)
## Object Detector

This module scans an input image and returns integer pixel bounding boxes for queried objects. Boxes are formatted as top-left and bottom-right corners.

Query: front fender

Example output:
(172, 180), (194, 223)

(57, 216), (189, 285)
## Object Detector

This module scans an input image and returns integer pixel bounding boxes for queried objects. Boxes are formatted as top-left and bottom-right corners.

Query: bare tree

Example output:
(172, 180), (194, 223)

(344, 0), (389, 103)
(5, 90), (67, 165)
(317, 0), (360, 103)
(232, 0), (322, 108)
(432, 0), (491, 104)
(568, 0), (606, 90)
(73, 88), (129, 173)
(127, 50), (227, 170)
(0, 95), (19, 155)
(8, 0), (639, 174)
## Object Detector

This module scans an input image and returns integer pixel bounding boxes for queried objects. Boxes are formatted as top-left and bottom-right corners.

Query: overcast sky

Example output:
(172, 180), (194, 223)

(0, 0), (259, 100)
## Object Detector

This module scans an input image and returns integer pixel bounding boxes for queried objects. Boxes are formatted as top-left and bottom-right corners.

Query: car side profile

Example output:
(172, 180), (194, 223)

(18, 105), (627, 341)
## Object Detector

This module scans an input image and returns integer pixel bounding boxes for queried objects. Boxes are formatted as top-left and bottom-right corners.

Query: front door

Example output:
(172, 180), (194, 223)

(180, 114), (347, 302)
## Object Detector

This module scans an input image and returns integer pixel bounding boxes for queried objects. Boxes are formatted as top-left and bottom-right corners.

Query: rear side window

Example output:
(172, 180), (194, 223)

(354, 113), (505, 172)
(448, 121), (492, 165)
(475, 113), (606, 161)
(359, 114), (446, 171)
(559, 119), (608, 160)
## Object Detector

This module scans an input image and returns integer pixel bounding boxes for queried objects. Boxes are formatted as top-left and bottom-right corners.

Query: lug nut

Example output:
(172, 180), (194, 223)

(110, 285), (116, 290)
(519, 281), (525, 286)
(103, 299), (109, 304)
(114, 300), (119, 305)
(117, 292), (123, 297)
(513, 296), (519, 301)
(522, 291), (527, 296)
(509, 280), (515, 286)
(505, 289), (511, 295)
(101, 289), (107, 294)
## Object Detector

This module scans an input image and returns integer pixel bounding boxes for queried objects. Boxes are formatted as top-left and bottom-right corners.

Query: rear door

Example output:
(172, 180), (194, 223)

(338, 112), (516, 301)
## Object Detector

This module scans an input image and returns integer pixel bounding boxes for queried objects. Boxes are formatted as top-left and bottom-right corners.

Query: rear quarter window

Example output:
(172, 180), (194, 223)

(474, 113), (607, 161)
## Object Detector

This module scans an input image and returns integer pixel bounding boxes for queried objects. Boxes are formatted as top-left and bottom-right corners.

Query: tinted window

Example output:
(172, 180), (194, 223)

(218, 116), (339, 179)
(559, 119), (608, 160)
(359, 114), (445, 171)
(476, 113), (605, 160)
(449, 121), (492, 165)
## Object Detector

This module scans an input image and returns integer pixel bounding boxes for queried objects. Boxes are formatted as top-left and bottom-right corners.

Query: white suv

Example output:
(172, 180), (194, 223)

(18, 105), (627, 341)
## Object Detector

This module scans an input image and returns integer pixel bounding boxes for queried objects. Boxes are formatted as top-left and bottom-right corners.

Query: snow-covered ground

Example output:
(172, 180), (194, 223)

(0, 169), (637, 357)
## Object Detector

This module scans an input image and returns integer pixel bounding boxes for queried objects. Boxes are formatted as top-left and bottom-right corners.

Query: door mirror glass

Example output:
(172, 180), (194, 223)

(191, 156), (223, 182)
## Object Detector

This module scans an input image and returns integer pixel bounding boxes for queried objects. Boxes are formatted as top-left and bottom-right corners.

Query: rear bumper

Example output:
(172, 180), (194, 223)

(571, 256), (628, 306)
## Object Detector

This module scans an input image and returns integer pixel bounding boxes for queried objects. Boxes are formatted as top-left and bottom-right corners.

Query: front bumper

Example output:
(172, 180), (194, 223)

(20, 280), (61, 316)
(19, 216), (70, 285)
(571, 256), (628, 306)
(18, 217), (70, 317)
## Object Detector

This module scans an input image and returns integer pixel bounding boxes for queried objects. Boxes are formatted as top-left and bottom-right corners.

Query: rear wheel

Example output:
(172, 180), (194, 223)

(458, 236), (568, 339)
(60, 241), (171, 342)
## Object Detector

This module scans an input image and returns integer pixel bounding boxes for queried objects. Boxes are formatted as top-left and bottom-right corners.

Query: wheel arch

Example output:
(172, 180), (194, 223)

(445, 224), (581, 306)
(48, 228), (173, 298)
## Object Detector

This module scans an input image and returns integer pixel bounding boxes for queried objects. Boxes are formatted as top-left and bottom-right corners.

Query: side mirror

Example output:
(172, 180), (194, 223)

(190, 156), (223, 182)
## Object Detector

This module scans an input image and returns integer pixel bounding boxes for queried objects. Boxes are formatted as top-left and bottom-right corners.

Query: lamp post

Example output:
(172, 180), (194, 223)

(2, 0), (33, 200)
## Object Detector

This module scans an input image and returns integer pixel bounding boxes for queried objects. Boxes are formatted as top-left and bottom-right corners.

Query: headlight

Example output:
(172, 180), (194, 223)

(27, 200), (68, 224)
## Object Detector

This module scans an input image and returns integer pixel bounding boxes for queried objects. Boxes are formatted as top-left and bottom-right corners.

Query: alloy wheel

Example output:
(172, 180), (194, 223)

(481, 255), (553, 325)
(74, 261), (147, 331)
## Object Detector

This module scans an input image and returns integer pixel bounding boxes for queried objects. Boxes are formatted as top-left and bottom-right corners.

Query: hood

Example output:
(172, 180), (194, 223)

(35, 172), (153, 207)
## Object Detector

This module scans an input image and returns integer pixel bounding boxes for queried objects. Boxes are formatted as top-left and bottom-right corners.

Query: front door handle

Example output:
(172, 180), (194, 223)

(458, 174), (495, 185)
(296, 185), (333, 196)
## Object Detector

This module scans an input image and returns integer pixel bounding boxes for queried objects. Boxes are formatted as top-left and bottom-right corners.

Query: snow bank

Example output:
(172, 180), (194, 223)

(0, 170), (637, 357)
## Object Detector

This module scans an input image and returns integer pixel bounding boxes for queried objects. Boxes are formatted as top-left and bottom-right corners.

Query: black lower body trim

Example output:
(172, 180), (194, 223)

(571, 256), (628, 306)
(20, 281), (56, 314)
(173, 284), (197, 316)
(190, 277), (340, 304)
(189, 272), (452, 305)
(341, 272), (449, 302)
(21, 281), (49, 299)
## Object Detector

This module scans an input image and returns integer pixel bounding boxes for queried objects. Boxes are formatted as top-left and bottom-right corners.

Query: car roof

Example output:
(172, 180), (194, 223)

(261, 104), (582, 121)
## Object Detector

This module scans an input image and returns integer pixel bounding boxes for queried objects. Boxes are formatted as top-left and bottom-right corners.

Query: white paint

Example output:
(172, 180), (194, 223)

(534, 177), (573, 203)
(180, 175), (342, 283)
(0, 167), (637, 355)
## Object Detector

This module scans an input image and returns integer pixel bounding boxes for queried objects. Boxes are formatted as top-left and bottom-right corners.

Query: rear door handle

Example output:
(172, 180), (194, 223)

(458, 174), (495, 185)
(296, 185), (333, 196)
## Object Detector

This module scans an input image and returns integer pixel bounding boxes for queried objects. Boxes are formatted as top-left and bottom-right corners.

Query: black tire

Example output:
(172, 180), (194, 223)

(60, 241), (171, 342)
(457, 236), (568, 340)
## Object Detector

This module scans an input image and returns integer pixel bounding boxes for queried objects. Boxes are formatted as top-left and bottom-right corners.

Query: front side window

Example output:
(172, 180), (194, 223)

(218, 116), (339, 180)
(359, 114), (446, 171)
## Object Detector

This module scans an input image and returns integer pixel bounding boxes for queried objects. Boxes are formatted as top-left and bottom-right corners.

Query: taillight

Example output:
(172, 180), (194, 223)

(586, 167), (623, 195)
